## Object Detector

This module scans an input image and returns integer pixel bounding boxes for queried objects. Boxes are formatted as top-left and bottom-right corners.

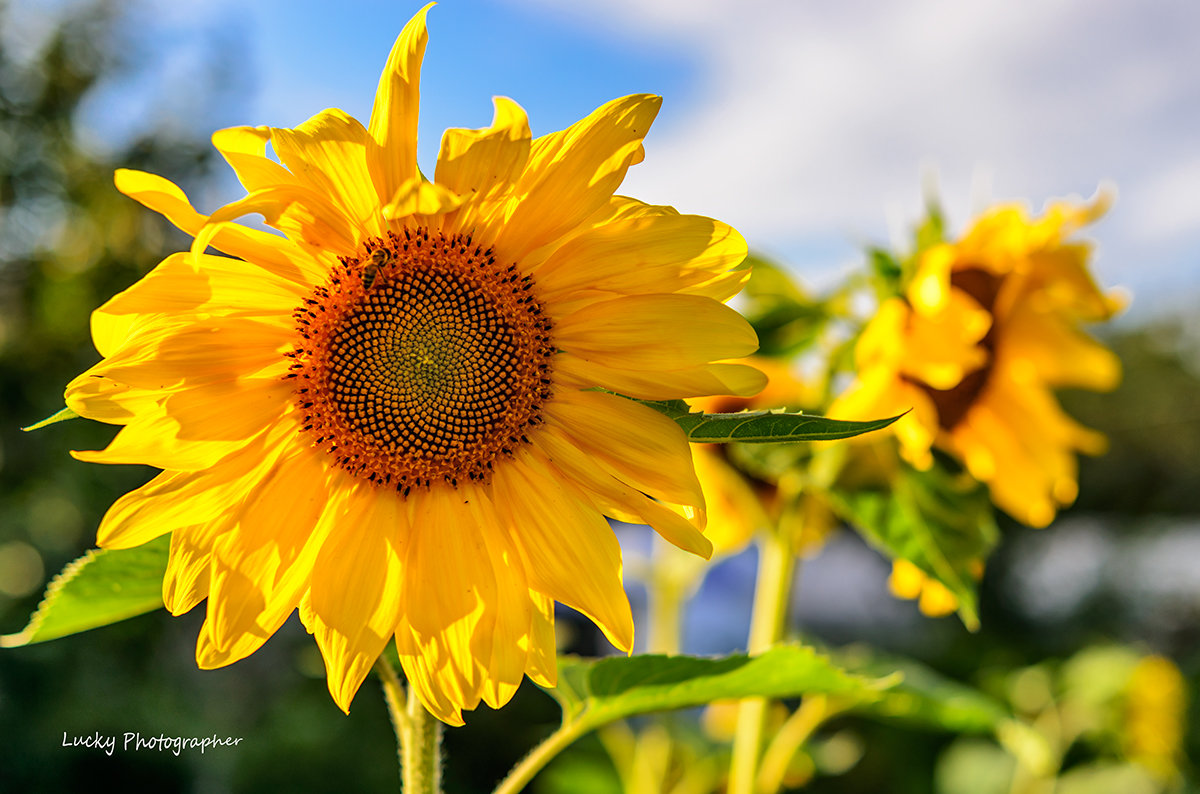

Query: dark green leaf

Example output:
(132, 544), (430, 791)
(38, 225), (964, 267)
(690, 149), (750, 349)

(21, 406), (79, 432)
(868, 247), (903, 285)
(1, 536), (168, 648)
(638, 399), (903, 444)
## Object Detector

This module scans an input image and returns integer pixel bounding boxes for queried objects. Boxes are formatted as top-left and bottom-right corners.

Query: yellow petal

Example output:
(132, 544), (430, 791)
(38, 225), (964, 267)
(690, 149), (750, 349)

(952, 402), (1058, 528)
(70, 407), (254, 471)
(554, 293), (759, 369)
(917, 578), (959, 617)
(543, 388), (703, 507)
(1000, 303), (1121, 391)
(497, 94), (661, 262)
(63, 363), (160, 423)
(533, 430), (712, 559)
(395, 617), (468, 727)
(198, 445), (342, 668)
(691, 446), (765, 556)
(535, 206), (747, 306)
(271, 108), (384, 238)
(113, 169), (327, 281)
(307, 483), (407, 713)
(93, 458), (249, 549)
(211, 125), (294, 193)
(366, 4), (432, 207)
(556, 354), (767, 400)
(402, 485), (528, 715)
(95, 252), (307, 322)
(67, 317), (291, 442)
(435, 96), (531, 201)
(524, 590), (558, 688)
(888, 559), (926, 600)
(194, 184), (358, 260)
(381, 177), (464, 220)
(163, 522), (219, 616)
(493, 450), (634, 651)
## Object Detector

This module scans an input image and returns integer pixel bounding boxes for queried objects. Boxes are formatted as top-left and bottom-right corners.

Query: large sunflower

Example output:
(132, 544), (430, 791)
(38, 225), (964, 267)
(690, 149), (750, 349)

(832, 195), (1121, 527)
(65, 6), (764, 724)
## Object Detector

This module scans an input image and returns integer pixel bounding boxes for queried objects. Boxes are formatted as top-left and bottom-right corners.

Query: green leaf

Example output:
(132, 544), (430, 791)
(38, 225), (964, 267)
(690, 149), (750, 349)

(830, 458), (998, 630)
(638, 399), (903, 444)
(545, 645), (892, 730)
(913, 202), (946, 254)
(21, 406), (79, 432)
(1, 536), (169, 648)
(835, 645), (1009, 734)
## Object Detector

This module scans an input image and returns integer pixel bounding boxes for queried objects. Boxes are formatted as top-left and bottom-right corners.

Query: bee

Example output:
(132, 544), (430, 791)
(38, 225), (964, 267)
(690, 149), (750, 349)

(363, 247), (391, 289)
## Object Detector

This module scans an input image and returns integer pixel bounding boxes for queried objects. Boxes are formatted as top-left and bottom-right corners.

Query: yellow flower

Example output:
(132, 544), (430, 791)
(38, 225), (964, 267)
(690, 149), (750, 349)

(1124, 655), (1187, 781)
(65, 6), (764, 724)
(833, 194), (1122, 527)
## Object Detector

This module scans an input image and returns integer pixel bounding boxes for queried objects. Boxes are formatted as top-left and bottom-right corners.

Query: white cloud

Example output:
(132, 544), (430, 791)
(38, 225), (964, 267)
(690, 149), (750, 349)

(515, 0), (1200, 306)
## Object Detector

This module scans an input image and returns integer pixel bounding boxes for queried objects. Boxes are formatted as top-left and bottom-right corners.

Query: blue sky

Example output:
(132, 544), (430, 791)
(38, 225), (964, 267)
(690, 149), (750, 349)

(20, 0), (1199, 320)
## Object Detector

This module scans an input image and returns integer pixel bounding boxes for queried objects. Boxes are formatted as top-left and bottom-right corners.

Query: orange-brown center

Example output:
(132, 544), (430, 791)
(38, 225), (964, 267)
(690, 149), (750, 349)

(916, 266), (1003, 430)
(285, 229), (554, 493)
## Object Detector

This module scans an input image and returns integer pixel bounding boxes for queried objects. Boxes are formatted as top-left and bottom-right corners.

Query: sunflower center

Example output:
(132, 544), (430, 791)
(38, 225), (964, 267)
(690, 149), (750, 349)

(286, 229), (554, 493)
(917, 266), (1003, 430)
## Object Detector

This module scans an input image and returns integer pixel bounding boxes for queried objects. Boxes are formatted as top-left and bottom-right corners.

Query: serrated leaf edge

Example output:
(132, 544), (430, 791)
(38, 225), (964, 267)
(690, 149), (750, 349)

(1, 548), (102, 648)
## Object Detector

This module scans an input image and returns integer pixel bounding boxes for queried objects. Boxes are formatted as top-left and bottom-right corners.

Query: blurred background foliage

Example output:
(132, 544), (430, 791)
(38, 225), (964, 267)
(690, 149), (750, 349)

(1, 1), (1198, 792)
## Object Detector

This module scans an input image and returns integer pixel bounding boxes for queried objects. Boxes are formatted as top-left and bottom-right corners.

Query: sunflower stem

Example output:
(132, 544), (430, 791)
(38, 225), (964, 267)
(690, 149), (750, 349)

(493, 721), (587, 794)
(404, 685), (444, 794)
(647, 533), (692, 656)
(728, 529), (798, 794)
(757, 694), (835, 794)
(377, 657), (412, 789)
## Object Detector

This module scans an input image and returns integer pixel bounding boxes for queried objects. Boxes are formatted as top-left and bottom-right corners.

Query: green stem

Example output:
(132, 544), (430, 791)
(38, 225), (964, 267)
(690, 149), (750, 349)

(376, 657), (443, 794)
(377, 657), (410, 786)
(404, 685), (443, 794)
(728, 529), (798, 794)
(757, 695), (833, 794)
(493, 721), (588, 794)
(647, 534), (696, 656)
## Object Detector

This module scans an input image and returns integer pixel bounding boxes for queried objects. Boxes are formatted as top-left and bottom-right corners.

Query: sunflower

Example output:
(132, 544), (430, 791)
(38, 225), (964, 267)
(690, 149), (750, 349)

(832, 194), (1122, 527)
(65, 5), (764, 724)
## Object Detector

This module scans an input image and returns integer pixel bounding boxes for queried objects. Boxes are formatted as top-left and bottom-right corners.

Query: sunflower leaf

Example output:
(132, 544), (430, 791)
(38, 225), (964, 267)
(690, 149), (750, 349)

(0, 536), (168, 648)
(637, 399), (904, 443)
(829, 459), (999, 631)
(544, 645), (891, 731)
(834, 644), (1009, 733)
(21, 406), (80, 432)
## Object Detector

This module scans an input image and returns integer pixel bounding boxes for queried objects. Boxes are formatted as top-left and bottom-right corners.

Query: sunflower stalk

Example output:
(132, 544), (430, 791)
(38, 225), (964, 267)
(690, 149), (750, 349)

(404, 686), (444, 794)
(493, 720), (589, 794)
(646, 532), (699, 656)
(728, 528), (800, 794)
(377, 657), (443, 794)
